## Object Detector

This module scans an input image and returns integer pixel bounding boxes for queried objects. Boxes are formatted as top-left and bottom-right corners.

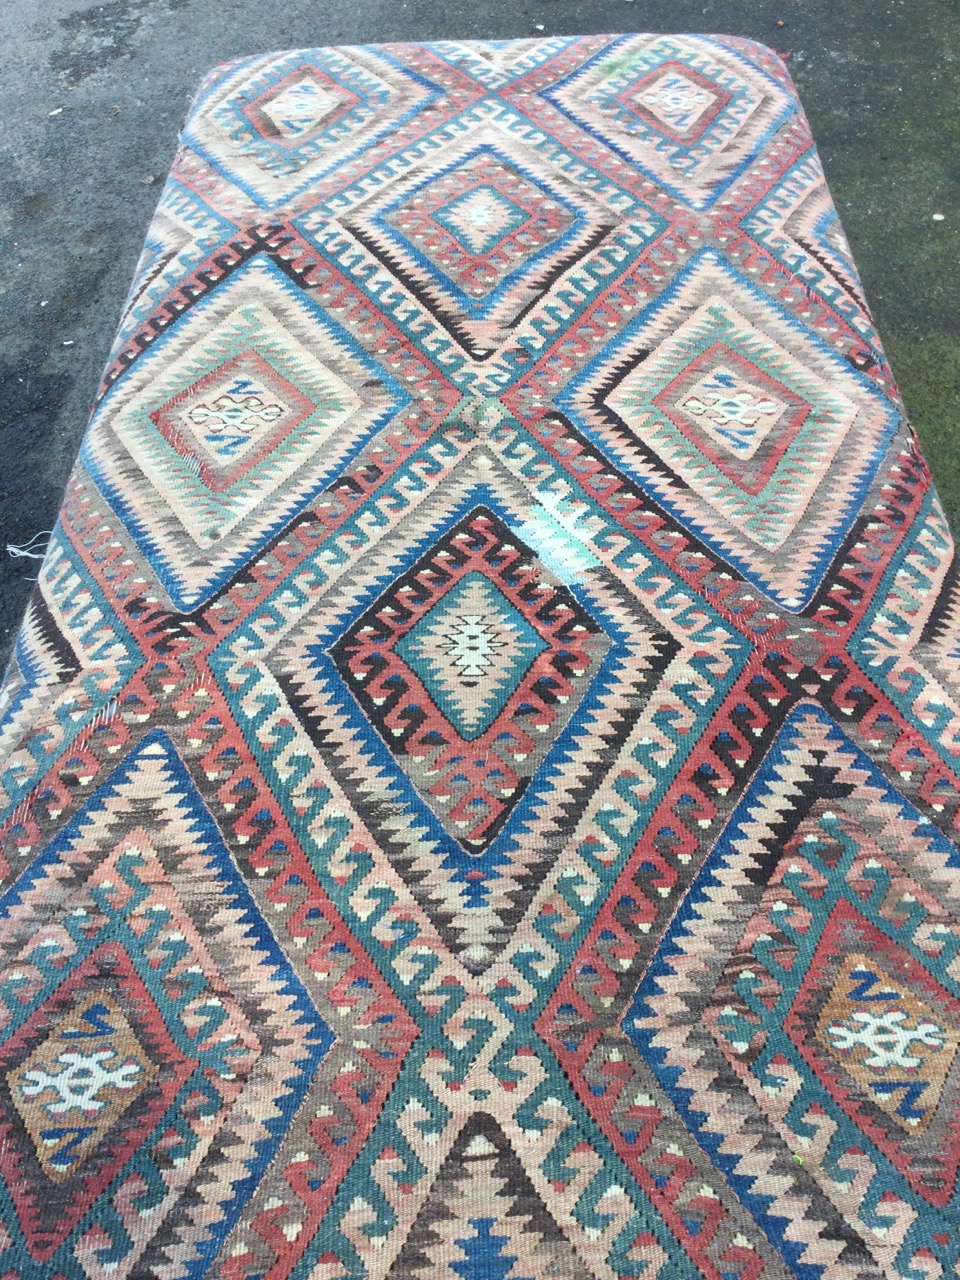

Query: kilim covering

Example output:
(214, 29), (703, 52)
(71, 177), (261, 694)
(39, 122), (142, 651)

(2, 32), (959, 1280)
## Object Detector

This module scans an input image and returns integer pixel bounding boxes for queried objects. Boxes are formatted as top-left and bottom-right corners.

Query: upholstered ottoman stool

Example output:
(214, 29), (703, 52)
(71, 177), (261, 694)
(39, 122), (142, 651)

(1, 34), (956, 1280)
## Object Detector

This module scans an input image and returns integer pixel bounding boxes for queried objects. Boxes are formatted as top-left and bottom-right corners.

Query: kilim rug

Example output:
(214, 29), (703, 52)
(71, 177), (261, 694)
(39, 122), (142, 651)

(1, 32), (958, 1280)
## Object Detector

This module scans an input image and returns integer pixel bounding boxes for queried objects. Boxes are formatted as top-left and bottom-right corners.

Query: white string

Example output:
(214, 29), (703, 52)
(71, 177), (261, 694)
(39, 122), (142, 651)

(6, 530), (52, 562)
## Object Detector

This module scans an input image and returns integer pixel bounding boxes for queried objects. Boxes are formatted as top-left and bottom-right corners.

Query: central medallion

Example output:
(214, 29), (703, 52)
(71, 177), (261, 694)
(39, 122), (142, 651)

(149, 348), (325, 492)
(10, 990), (159, 1181)
(331, 506), (611, 854)
(431, 185), (530, 257)
(814, 951), (959, 1134)
(605, 61), (730, 143)
(376, 149), (580, 303)
(394, 571), (548, 742)
(260, 494), (685, 973)
(247, 68), (359, 144)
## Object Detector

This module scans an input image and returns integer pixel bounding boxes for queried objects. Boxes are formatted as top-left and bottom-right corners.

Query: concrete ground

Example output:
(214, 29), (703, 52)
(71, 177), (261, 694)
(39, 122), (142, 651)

(1, 0), (958, 667)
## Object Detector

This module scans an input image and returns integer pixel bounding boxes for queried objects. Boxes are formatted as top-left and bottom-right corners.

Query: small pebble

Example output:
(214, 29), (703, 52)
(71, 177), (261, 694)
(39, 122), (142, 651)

(63, 340), (74, 347)
(141, 174), (157, 185)
(48, 107), (63, 117)
(534, 23), (545, 31)
(932, 213), (945, 221)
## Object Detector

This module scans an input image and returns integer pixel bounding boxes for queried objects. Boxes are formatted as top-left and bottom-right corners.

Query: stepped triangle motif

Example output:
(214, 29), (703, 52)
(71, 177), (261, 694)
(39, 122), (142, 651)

(2, 32), (958, 1280)
(387, 1114), (588, 1278)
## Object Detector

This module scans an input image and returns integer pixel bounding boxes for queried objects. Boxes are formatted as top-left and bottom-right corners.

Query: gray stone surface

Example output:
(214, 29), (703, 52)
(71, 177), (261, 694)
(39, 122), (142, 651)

(1, 0), (958, 665)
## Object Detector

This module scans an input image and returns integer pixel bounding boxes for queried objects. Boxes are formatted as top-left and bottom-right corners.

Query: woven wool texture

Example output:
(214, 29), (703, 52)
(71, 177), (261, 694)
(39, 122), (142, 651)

(1, 32), (958, 1279)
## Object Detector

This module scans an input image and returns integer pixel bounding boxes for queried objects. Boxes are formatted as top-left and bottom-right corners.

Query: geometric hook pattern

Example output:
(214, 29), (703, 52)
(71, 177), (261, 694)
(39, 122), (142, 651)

(1, 33), (957, 1280)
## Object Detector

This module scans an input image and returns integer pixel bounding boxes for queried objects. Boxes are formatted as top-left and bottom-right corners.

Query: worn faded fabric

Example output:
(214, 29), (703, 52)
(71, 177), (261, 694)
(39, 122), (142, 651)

(1, 34), (958, 1280)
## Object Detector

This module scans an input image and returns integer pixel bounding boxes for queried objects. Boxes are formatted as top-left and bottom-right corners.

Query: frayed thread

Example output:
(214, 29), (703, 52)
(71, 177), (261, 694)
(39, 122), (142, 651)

(6, 531), (51, 562)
